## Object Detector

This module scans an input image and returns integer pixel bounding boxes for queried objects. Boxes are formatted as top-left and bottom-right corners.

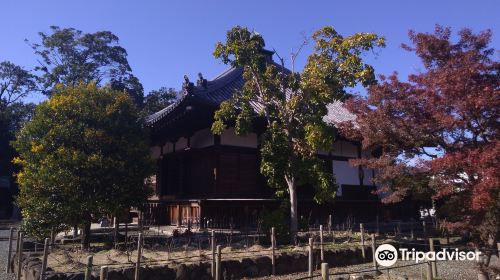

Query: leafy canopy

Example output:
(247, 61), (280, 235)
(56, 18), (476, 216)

(13, 83), (153, 238)
(0, 61), (37, 106)
(0, 61), (36, 214)
(339, 26), (499, 244)
(211, 26), (384, 232)
(141, 87), (179, 117)
(28, 26), (144, 104)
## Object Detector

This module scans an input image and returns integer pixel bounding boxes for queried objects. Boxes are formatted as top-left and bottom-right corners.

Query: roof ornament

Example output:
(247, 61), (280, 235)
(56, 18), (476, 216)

(197, 72), (208, 89)
(182, 75), (194, 92)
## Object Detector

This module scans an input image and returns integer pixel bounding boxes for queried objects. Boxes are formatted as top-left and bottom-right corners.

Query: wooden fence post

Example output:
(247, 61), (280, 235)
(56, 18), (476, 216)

(426, 261), (432, 280)
(138, 211), (143, 233)
(320, 225), (324, 262)
(125, 222), (128, 251)
(477, 272), (489, 280)
(16, 232), (23, 280)
(40, 238), (49, 280)
(429, 238), (438, 278)
(271, 227), (276, 275)
(6, 227), (14, 273)
(321, 262), (329, 280)
(215, 245), (221, 280)
(211, 230), (215, 278)
(328, 215), (332, 234)
(84, 256), (93, 280)
(135, 233), (143, 280)
(15, 230), (20, 254)
(371, 234), (378, 273)
(100, 266), (108, 280)
(360, 223), (365, 260)
(113, 217), (118, 248)
(50, 229), (55, 250)
(308, 237), (313, 277)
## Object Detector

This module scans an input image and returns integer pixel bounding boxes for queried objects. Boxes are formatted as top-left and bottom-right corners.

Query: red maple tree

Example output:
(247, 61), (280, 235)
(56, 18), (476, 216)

(338, 26), (499, 246)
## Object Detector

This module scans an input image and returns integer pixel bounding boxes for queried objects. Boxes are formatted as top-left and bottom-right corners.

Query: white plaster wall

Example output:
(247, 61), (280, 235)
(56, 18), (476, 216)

(332, 160), (360, 186)
(220, 127), (258, 148)
(175, 137), (188, 151)
(165, 142), (174, 153)
(191, 128), (214, 148)
(332, 160), (377, 196)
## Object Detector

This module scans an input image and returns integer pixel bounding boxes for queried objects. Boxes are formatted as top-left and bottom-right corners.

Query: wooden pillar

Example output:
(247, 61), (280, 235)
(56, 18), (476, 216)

(308, 238), (313, 276)
(211, 230), (216, 278)
(100, 266), (108, 280)
(429, 238), (438, 278)
(321, 263), (329, 280)
(371, 234), (378, 272)
(271, 227), (276, 275)
(176, 204), (181, 226)
(320, 225), (324, 262)
(360, 223), (365, 260)
(215, 245), (222, 280)
(6, 227), (14, 273)
(16, 232), (23, 280)
(84, 256), (93, 280)
(135, 233), (143, 280)
(187, 206), (192, 230)
(40, 238), (49, 280)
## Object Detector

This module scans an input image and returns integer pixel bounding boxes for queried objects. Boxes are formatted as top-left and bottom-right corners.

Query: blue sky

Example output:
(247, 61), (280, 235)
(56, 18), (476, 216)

(1, 0), (499, 103)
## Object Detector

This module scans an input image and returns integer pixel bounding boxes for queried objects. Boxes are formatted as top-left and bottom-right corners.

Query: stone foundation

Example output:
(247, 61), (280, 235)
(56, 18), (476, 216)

(11, 247), (372, 280)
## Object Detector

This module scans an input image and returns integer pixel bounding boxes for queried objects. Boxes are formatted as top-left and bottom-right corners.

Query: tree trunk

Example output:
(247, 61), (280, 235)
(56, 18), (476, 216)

(286, 176), (298, 243)
(81, 221), (91, 251)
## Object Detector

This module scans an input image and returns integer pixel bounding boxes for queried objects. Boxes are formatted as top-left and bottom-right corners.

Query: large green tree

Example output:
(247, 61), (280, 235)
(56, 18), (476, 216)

(28, 26), (144, 104)
(13, 83), (153, 248)
(0, 61), (36, 217)
(141, 87), (179, 116)
(211, 26), (384, 238)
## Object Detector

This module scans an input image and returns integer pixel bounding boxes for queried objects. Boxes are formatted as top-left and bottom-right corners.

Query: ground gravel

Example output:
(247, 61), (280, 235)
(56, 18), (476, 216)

(255, 257), (500, 280)
(1, 222), (498, 280)
(0, 222), (17, 280)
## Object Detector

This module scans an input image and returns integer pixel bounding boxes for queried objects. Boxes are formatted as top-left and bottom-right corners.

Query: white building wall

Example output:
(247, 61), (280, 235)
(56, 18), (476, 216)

(175, 137), (188, 151)
(332, 160), (376, 197)
(191, 128), (214, 148)
(220, 127), (258, 148)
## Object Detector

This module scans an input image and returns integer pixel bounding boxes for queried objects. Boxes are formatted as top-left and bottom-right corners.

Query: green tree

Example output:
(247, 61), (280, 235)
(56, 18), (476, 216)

(141, 87), (179, 116)
(13, 83), (153, 248)
(28, 26), (144, 104)
(211, 26), (384, 238)
(0, 61), (37, 105)
(0, 61), (36, 217)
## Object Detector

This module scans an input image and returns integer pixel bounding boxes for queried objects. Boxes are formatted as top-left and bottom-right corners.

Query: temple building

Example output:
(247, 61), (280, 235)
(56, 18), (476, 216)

(144, 54), (407, 228)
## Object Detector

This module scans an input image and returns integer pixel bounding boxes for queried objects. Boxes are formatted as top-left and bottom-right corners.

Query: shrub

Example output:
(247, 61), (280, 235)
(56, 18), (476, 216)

(260, 208), (289, 244)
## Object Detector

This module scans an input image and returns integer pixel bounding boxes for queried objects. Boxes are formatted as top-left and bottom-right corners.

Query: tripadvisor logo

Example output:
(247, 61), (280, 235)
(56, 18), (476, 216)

(375, 243), (482, 267)
(375, 244), (398, 267)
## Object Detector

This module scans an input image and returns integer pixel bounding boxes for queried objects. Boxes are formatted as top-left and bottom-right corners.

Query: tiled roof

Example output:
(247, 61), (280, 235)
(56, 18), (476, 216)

(147, 66), (357, 126)
(323, 100), (357, 125)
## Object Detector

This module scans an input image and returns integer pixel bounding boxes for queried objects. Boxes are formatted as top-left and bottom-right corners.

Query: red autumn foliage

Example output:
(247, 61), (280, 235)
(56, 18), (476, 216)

(337, 26), (499, 242)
